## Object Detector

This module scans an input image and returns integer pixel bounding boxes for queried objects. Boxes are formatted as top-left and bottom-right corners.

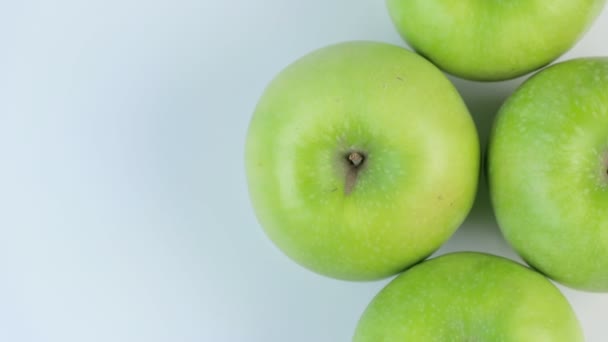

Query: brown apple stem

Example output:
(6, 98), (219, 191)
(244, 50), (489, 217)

(348, 151), (364, 167)
(344, 151), (365, 195)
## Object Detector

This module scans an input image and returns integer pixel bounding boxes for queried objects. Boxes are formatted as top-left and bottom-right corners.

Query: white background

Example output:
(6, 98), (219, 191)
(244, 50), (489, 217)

(1, 1), (607, 341)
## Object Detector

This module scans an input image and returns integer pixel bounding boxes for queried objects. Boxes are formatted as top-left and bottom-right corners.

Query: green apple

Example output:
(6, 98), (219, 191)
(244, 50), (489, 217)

(386, 0), (606, 81)
(489, 57), (608, 291)
(245, 41), (479, 280)
(354, 252), (583, 341)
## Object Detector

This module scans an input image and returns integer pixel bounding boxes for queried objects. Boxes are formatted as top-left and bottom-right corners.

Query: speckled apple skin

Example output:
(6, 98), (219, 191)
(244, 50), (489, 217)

(354, 252), (583, 342)
(246, 42), (479, 280)
(387, 0), (606, 81)
(489, 57), (608, 291)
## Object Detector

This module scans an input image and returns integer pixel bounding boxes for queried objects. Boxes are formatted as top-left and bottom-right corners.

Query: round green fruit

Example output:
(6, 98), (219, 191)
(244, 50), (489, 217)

(386, 0), (606, 81)
(245, 41), (479, 280)
(354, 252), (583, 341)
(489, 57), (608, 291)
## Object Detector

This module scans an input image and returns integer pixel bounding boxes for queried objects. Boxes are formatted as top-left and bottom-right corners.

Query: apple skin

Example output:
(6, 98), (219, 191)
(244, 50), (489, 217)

(245, 41), (479, 281)
(354, 252), (583, 341)
(489, 58), (608, 291)
(386, 0), (606, 81)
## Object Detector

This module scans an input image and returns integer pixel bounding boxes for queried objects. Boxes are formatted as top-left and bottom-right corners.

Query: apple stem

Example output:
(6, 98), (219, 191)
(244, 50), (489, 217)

(344, 151), (365, 195)
(348, 152), (364, 167)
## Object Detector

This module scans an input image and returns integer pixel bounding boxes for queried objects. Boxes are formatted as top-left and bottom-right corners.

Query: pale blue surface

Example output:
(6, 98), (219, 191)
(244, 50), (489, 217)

(0, 1), (607, 341)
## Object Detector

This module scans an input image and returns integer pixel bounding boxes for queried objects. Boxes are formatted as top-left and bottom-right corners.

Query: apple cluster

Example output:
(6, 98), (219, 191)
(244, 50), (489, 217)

(246, 1), (607, 340)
